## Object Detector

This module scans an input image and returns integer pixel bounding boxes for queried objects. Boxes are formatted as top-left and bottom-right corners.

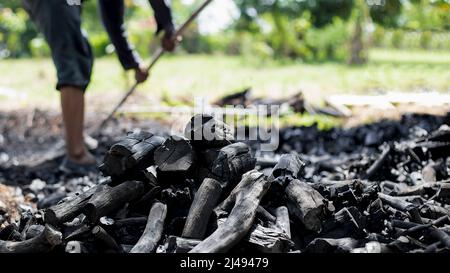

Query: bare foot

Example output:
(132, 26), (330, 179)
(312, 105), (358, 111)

(68, 149), (96, 165)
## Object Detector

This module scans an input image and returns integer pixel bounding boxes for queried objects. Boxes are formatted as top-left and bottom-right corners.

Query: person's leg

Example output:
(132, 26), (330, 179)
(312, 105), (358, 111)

(23, 0), (95, 167)
(60, 86), (95, 164)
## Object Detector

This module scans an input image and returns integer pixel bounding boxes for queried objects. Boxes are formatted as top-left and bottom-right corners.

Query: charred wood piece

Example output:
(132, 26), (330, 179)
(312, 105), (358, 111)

(99, 131), (164, 177)
(43, 185), (103, 226)
(182, 178), (222, 239)
(184, 114), (234, 148)
(305, 238), (360, 253)
(256, 206), (277, 224)
(378, 193), (423, 223)
(154, 135), (196, 174)
(285, 179), (327, 233)
(271, 154), (305, 186)
(84, 181), (146, 223)
(362, 145), (391, 180)
(190, 171), (270, 253)
(245, 221), (293, 253)
(130, 202), (167, 253)
(92, 225), (122, 253)
(163, 236), (201, 253)
(207, 143), (256, 185)
(0, 225), (62, 253)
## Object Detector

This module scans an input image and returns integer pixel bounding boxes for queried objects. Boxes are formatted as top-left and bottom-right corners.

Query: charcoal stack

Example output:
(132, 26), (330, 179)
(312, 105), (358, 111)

(1, 114), (449, 254)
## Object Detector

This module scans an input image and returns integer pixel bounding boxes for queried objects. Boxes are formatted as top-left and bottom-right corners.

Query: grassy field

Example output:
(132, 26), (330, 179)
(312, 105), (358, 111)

(0, 48), (449, 109)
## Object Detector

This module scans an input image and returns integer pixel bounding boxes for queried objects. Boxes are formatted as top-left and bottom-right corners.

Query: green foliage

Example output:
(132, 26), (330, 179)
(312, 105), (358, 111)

(304, 18), (350, 62)
(369, 0), (402, 27)
(1, 0), (450, 62)
(420, 30), (433, 49)
(29, 37), (50, 58)
(391, 29), (405, 48)
(0, 6), (37, 58)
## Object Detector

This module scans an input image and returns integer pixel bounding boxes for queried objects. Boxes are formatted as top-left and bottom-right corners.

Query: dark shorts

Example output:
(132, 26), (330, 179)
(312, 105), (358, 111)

(22, 0), (93, 91)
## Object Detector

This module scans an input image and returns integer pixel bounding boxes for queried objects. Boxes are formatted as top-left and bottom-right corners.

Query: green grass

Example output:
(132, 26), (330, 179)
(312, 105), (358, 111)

(0, 48), (449, 109)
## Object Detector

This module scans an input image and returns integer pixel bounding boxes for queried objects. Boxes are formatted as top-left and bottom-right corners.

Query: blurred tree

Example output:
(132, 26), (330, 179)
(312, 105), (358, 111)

(368, 0), (402, 27)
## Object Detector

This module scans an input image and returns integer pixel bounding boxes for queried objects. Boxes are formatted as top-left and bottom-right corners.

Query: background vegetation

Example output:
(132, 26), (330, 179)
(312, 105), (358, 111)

(1, 0), (449, 62)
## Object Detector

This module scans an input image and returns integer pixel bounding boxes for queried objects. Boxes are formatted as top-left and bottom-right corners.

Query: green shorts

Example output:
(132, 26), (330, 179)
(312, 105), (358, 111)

(22, 0), (93, 91)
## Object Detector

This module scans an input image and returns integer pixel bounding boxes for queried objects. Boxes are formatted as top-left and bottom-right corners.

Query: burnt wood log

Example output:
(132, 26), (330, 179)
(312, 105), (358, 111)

(0, 225), (62, 253)
(92, 225), (122, 253)
(0, 224), (21, 241)
(190, 170), (270, 253)
(164, 236), (201, 253)
(257, 206), (277, 224)
(320, 207), (365, 239)
(99, 131), (164, 177)
(114, 217), (148, 228)
(394, 216), (449, 237)
(130, 186), (161, 212)
(378, 193), (423, 223)
(305, 238), (360, 253)
(154, 135), (196, 173)
(84, 181), (146, 223)
(381, 181), (433, 197)
(44, 185), (104, 226)
(274, 206), (291, 238)
(285, 179), (327, 232)
(271, 154), (305, 185)
(420, 204), (450, 219)
(130, 201), (167, 253)
(184, 114), (234, 148)
(429, 228), (450, 248)
(182, 178), (222, 239)
(25, 225), (45, 240)
(362, 145), (391, 180)
(245, 221), (293, 253)
(206, 143), (256, 186)
(64, 224), (92, 242)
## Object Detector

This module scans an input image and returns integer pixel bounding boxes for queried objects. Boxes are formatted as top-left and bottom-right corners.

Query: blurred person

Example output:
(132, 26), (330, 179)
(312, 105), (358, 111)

(98, 0), (177, 83)
(21, 0), (176, 174)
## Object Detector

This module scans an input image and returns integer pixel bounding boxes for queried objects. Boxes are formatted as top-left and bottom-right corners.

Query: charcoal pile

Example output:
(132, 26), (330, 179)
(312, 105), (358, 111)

(1, 112), (450, 254)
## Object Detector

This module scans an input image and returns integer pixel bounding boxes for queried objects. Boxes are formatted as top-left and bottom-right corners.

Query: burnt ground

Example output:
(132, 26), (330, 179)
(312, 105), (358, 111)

(1, 108), (450, 226)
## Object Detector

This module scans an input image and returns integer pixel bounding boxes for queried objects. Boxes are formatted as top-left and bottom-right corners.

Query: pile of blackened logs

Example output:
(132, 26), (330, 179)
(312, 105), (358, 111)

(1, 115), (449, 253)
